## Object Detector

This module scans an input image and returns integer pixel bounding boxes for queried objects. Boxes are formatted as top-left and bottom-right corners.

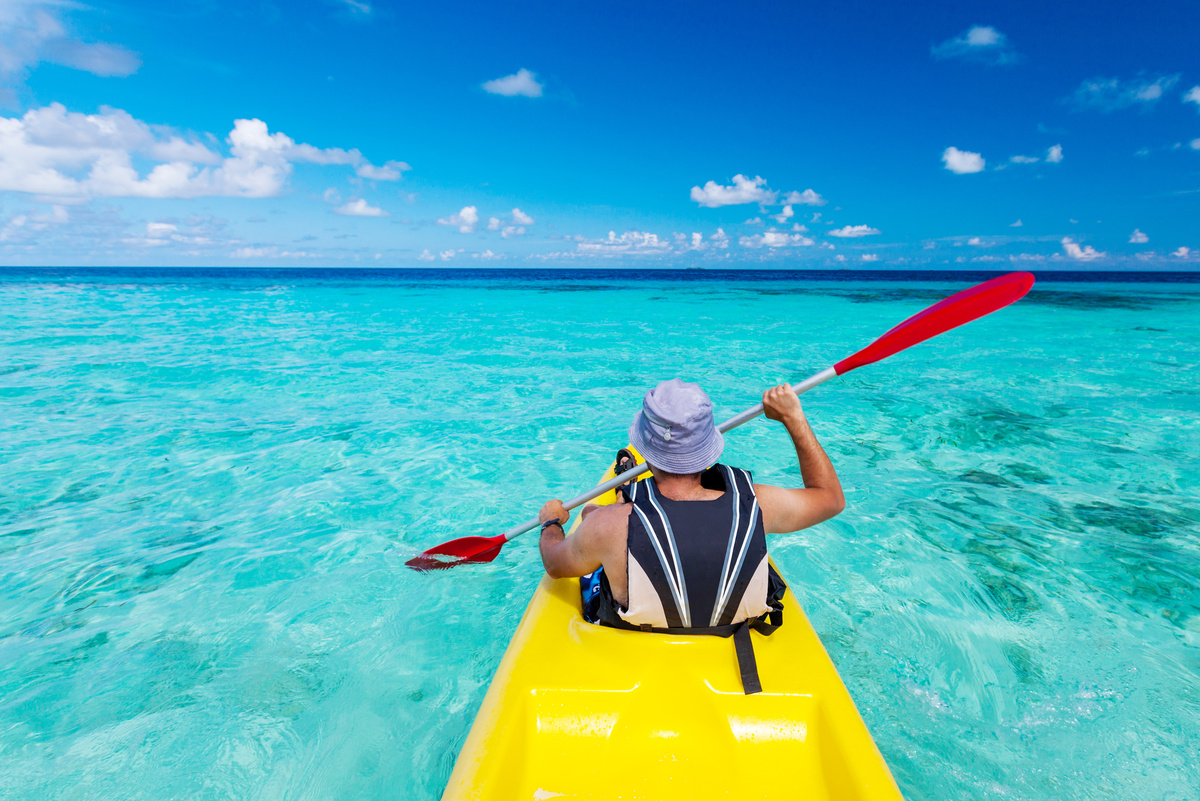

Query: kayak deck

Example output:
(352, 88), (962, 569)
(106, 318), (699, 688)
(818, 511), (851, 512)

(442, 457), (904, 800)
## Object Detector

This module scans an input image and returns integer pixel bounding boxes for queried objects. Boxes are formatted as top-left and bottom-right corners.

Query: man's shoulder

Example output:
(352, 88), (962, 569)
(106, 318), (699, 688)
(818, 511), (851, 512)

(582, 503), (631, 539)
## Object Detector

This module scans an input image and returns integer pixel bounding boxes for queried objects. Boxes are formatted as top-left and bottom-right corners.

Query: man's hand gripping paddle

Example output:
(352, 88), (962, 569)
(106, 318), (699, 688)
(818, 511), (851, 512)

(406, 271), (1035, 571)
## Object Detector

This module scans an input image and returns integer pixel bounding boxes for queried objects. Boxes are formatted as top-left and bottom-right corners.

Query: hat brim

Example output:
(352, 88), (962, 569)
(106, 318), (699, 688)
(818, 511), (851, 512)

(628, 411), (724, 474)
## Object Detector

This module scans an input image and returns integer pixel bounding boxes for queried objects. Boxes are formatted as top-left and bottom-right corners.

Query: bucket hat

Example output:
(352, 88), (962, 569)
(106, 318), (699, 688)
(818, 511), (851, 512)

(628, 378), (724, 474)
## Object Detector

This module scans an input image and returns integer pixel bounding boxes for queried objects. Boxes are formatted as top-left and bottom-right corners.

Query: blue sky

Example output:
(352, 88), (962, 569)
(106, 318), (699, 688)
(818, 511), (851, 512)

(1, 0), (1197, 268)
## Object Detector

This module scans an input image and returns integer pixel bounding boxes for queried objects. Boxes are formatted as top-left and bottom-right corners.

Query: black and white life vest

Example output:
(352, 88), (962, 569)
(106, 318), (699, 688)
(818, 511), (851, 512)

(582, 463), (786, 694)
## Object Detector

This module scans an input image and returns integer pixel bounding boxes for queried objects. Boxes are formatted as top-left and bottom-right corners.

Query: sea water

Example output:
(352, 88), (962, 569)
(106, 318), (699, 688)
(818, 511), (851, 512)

(0, 267), (1197, 800)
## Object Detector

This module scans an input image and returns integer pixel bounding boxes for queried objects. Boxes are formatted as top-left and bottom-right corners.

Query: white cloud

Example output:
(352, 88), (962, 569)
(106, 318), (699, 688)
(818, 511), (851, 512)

(437, 205), (479, 233)
(1069, 74), (1180, 112)
(1186, 86), (1200, 109)
(1129, 229), (1149, 244)
(772, 204), (794, 223)
(675, 230), (725, 251)
(231, 246), (317, 259)
(1046, 144), (1063, 163)
(1061, 237), (1105, 261)
(829, 224), (881, 237)
(967, 236), (982, 246)
(417, 249), (435, 261)
(487, 208), (533, 234)
(690, 174), (776, 207)
(1010, 219), (1023, 227)
(334, 198), (386, 217)
(576, 230), (671, 254)
(782, 188), (826, 206)
(340, 0), (372, 13)
(146, 221), (176, 237)
(861, 253), (880, 262)
(931, 25), (1018, 65)
(0, 104), (406, 201)
(1191, 138), (1200, 150)
(355, 160), (410, 181)
(1172, 246), (1191, 258)
(440, 249), (458, 261)
(0, 1), (140, 97)
(738, 230), (814, 248)
(482, 68), (543, 98)
(942, 146), (985, 174)
(473, 249), (501, 260)
(1009, 155), (1039, 164)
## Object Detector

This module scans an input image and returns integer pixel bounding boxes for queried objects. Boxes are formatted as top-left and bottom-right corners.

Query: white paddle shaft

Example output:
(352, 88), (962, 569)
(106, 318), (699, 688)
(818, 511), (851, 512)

(497, 365), (839, 542)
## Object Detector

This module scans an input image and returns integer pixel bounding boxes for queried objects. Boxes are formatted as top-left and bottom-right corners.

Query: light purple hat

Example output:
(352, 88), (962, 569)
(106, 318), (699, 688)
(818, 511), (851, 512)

(629, 379), (724, 474)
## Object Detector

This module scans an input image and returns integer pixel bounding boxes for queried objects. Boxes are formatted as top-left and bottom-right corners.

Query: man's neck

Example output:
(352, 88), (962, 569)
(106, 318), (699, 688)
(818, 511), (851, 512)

(650, 470), (710, 502)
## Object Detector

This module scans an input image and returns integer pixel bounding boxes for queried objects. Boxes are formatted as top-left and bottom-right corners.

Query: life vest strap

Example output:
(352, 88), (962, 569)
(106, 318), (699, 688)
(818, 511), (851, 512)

(583, 564), (787, 695)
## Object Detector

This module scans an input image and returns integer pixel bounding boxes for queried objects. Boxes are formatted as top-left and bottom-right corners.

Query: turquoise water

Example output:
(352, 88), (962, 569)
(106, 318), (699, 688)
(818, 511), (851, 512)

(1, 268), (1198, 800)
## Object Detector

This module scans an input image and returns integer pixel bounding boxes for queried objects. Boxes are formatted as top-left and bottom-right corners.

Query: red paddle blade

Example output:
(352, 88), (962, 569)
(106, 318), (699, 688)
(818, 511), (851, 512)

(834, 271), (1034, 376)
(405, 535), (506, 571)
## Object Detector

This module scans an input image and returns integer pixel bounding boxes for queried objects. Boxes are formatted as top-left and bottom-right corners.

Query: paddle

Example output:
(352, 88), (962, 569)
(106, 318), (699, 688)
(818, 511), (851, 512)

(406, 271), (1035, 571)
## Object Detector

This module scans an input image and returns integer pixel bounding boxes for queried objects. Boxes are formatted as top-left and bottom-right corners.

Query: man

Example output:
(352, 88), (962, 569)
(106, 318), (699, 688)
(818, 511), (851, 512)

(538, 378), (844, 631)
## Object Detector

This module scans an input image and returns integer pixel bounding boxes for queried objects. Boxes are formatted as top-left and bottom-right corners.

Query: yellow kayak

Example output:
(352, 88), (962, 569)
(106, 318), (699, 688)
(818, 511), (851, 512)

(442, 450), (905, 800)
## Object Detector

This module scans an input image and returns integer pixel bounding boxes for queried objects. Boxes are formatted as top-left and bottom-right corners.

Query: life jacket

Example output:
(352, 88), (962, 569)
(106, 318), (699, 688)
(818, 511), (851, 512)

(582, 463), (786, 694)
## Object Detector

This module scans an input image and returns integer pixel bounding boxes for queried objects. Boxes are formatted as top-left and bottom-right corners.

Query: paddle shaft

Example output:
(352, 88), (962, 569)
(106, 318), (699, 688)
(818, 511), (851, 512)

(495, 365), (839, 543)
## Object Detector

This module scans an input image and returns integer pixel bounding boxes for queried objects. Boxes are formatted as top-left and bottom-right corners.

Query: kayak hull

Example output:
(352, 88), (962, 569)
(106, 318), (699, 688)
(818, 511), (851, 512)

(442, 455), (904, 800)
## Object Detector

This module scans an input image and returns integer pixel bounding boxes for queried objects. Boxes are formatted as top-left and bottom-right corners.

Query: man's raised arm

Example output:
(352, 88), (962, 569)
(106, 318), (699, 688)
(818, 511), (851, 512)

(754, 383), (846, 534)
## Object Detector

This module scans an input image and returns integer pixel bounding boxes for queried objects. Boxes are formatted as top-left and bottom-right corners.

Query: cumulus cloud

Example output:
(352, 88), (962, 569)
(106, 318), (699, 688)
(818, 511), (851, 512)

(482, 68), (543, 98)
(1061, 237), (1105, 260)
(576, 230), (671, 254)
(738, 230), (814, 248)
(1129, 229), (1149, 244)
(931, 25), (1019, 65)
(0, 104), (407, 201)
(1186, 86), (1200, 109)
(231, 246), (317, 259)
(1046, 144), (1063, 163)
(690, 174), (776, 207)
(1068, 74), (1180, 112)
(437, 205), (479, 233)
(335, 198), (387, 217)
(942, 146), (986, 174)
(1172, 246), (1191, 258)
(829, 224), (881, 238)
(861, 253), (880, 262)
(355, 160), (410, 181)
(772, 204), (794, 224)
(782, 188), (826, 206)
(485, 208), (533, 236)
(0, 0), (140, 98)
(417, 249), (435, 261)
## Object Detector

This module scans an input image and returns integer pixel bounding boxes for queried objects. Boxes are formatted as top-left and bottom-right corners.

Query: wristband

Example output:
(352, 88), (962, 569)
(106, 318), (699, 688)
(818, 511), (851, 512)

(541, 519), (565, 532)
